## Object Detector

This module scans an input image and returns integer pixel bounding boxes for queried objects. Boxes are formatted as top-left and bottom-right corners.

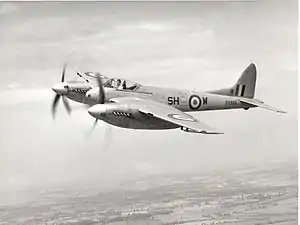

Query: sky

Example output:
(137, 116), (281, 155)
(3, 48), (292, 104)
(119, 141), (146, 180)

(0, 0), (298, 204)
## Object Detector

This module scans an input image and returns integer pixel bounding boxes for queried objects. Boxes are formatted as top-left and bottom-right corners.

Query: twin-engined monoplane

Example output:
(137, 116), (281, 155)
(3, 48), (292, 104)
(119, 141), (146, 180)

(52, 63), (286, 134)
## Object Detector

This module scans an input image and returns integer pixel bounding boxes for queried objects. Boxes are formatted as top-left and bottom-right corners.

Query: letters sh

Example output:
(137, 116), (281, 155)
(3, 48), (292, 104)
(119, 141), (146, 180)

(168, 97), (180, 105)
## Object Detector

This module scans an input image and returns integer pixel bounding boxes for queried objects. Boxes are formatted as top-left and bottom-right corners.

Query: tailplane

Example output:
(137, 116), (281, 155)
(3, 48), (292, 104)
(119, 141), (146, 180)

(239, 98), (286, 113)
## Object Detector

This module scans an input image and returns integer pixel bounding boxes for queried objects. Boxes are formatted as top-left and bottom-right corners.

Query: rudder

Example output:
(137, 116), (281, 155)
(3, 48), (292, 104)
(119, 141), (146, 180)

(233, 63), (257, 98)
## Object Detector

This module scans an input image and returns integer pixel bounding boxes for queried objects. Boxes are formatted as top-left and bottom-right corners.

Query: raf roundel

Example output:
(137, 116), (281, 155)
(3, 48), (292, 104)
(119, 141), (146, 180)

(167, 113), (198, 122)
(189, 95), (201, 110)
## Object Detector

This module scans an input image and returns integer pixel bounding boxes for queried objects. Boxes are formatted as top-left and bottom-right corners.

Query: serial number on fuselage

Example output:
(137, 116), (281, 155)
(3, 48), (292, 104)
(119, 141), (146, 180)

(225, 100), (239, 105)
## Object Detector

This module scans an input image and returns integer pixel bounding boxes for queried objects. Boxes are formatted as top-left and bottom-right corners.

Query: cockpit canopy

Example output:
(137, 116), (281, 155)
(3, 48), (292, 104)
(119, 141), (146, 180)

(103, 78), (140, 91)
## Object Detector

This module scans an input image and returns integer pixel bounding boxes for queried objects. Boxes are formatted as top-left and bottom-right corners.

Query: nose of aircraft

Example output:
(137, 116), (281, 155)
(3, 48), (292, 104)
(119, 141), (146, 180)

(88, 105), (103, 118)
(52, 83), (68, 95)
(88, 106), (97, 118)
(85, 88), (99, 101)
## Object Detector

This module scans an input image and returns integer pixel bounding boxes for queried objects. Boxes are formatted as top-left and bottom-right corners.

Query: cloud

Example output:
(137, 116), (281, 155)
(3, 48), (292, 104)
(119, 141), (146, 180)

(137, 23), (174, 32)
(203, 28), (214, 37)
(6, 83), (20, 89)
(190, 28), (214, 38)
(0, 3), (17, 15)
(0, 88), (52, 105)
(116, 21), (177, 32)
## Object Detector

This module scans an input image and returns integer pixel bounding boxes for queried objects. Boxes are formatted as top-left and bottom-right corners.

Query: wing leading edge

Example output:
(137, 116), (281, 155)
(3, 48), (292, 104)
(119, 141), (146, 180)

(110, 97), (223, 134)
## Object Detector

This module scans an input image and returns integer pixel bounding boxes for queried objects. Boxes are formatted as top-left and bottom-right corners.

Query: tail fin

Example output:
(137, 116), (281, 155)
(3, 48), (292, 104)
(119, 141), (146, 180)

(208, 63), (257, 98)
(232, 63), (257, 98)
(207, 63), (286, 114)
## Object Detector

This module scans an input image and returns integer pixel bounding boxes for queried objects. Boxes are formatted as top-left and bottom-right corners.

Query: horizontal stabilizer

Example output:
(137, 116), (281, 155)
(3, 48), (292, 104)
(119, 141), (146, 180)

(240, 98), (286, 113)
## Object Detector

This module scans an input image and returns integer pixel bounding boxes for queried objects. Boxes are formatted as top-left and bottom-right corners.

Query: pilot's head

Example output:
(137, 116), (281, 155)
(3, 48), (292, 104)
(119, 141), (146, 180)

(117, 79), (121, 86)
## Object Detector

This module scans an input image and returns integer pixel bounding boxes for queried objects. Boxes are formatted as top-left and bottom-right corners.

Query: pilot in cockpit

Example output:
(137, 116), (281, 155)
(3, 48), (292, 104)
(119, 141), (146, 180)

(110, 79), (116, 88)
(116, 79), (127, 91)
(116, 79), (121, 88)
(106, 78), (135, 91)
(122, 80), (127, 90)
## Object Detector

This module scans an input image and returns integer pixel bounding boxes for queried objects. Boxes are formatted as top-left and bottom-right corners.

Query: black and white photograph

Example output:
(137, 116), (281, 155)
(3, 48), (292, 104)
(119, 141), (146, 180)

(0, 0), (298, 224)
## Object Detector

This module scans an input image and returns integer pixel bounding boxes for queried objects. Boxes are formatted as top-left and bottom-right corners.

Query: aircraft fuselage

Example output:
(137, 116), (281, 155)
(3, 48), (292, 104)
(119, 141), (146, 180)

(82, 85), (255, 130)
(103, 85), (254, 112)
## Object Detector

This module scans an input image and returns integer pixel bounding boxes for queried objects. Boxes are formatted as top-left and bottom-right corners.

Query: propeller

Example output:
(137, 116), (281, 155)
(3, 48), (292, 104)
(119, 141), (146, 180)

(51, 63), (72, 119)
(92, 118), (98, 130)
(62, 95), (71, 114)
(85, 119), (113, 153)
(61, 62), (66, 82)
(87, 73), (106, 131)
(85, 116), (99, 137)
(102, 124), (113, 153)
(93, 72), (106, 123)
(96, 72), (106, 104)
(51, 93), (61, 118)
(86, 74), (113, 151)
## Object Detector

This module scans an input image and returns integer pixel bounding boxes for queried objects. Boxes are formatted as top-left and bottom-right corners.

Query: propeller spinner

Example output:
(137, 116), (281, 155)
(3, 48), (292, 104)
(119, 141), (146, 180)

(51, 63), (72, 119)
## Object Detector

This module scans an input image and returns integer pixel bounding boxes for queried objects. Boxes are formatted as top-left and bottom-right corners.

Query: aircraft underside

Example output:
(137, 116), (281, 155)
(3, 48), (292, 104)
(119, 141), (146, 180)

(100, 114), (180, 130)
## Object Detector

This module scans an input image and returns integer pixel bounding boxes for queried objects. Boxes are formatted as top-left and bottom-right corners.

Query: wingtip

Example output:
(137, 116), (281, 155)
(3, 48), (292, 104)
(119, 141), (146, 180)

(201, 130), (224, 135)
(278, 110), (287, 114)
(273, 107), (287, 114)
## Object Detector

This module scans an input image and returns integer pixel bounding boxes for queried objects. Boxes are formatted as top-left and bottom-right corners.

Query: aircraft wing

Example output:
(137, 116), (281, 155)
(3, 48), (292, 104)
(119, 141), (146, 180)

(110, 97), (223, 134)
(239, 98), (286, 113)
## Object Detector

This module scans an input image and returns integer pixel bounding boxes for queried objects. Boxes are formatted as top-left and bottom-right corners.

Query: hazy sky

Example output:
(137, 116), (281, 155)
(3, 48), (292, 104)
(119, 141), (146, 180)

(0, 0), (297, 202)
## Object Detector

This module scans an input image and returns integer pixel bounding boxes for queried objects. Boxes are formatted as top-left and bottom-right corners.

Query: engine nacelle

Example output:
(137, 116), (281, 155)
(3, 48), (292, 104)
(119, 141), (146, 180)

(88, 103), (132, 119)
